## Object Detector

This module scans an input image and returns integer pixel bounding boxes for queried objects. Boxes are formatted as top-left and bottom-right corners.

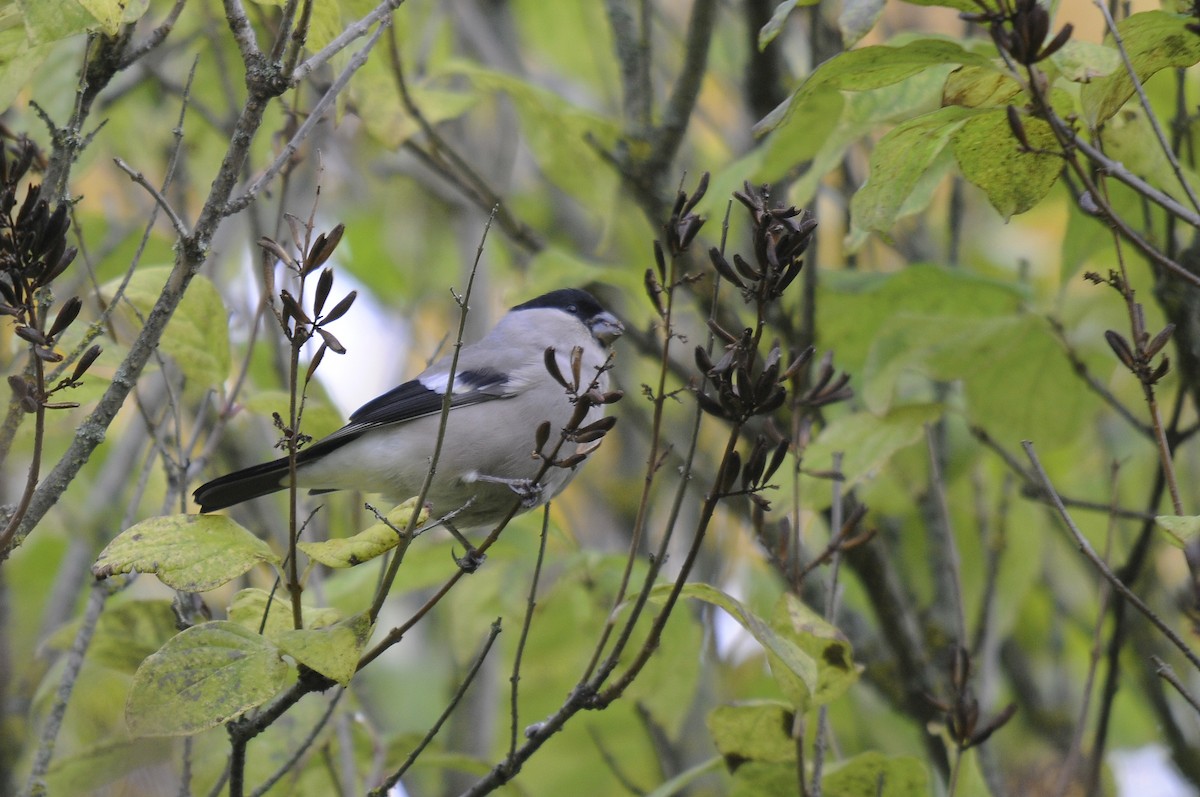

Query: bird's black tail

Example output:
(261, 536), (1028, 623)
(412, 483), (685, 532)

(193, 457), (291, 512)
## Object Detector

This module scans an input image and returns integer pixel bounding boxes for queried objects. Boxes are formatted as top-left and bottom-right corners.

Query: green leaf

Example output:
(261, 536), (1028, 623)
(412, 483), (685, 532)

(850, 106), (978, 241)
(227, 588), (341, 641)
(803, 38), (995, 93)
(822, 751), (929, 797)
(645, 757), (725, 797)
(655, 582), (819, 711)
(707, 702), (797, 764)
(45, 737), (173, 795)
(771, 593), (859, 705)
(952, 107), (1061, 219)
(126, 621), (287, 736)
(839, 0), (885, 46)
(942, 65), (1022, 108)
(805, 404), (944, 490)
(101, 267), (232, 389)
(1082, 11), (1200, 126)
(452, 63), (620, 212)
(899, 0), (979, 11)
(861, 313), (1089, 445)
(1155, 515), (1200, 549)
(93, 514), (280, 592)
(298, 499), (428, 567)
(45, 599), (178, 673)
(1049, 40), (1121, 83)
(759, 0), (817, 50)
(76, 0), (150, 35)
(275, 613), (374, 685)
(730, 762), (798, 797)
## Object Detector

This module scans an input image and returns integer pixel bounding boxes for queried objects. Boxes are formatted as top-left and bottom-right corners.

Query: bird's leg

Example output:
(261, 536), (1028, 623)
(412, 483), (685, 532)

(474, 474), (544, 508)
(443, 519), (486, 573)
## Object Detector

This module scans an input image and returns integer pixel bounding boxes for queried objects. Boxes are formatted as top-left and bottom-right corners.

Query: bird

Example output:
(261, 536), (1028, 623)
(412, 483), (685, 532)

(193, 288), (623, 537)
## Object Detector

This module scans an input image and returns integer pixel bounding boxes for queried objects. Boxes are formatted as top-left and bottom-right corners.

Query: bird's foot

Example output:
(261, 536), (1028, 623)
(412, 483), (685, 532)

(452, 546), (487, 573)
(476, 474), (544, 508)
(444, 520), (486, 573)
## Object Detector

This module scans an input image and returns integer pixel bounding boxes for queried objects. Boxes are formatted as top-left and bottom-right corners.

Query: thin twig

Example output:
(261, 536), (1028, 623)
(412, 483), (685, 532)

(249, 690), (345, 797)
(508, 505), (551, 762)
(1092, 0), (1200, 214)
(114, 158), (191, 236)
(1022, 441), (1200, 671)
(1152, 656), (1200, 715)
(367, 619), (502, 796)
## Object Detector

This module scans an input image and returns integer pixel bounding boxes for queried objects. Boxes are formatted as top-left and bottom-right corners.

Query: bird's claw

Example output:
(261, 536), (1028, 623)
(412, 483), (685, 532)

(508, 478), (543, 508)
(453, 547), (486, 573)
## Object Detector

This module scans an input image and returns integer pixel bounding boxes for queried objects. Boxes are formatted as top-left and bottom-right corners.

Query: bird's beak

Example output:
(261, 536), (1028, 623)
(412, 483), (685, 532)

(590, 312), (624, 346)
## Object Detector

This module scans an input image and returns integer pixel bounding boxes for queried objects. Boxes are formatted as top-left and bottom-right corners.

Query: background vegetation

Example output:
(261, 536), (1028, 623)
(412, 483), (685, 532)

(0, 0), (1199, 795)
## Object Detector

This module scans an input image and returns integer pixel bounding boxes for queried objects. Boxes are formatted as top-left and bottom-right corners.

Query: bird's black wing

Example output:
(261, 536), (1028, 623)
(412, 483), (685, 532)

(193, 367), (513, 512)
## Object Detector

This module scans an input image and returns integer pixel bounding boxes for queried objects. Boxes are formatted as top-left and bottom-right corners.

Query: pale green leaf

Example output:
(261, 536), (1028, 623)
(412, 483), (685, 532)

(298, 499), (427, 567)
(77, 0), (149, 35)
(771, 593), (860, 705)
(1050, 40), (1121, 83)
(899, 0), (979, 10)
(952, 107), (1061, 219)
(93, 514), (280, 592)
(1082, 11), (1200, 125)
(730, 762), (798, 797)
(839, 0), (885, 46)
(759, 0), (816, 51)
(942, 65), (1023, 108)
(1155, 515), (1200, 548)
(653, 582), (819, 711)
(227, 588), (341, 641)
(126, 621), (287, 736)
(45, 599), (178, 673)
(849, 106), (978, 241)
(822, 751), (929, 797)
(45, 737), (173, 795)
(101, 267), (232, 389)
(644, 757), (725, 797)
(18, 0), (95, 43)
(707, 702), (797, 763)
(275, 613), (374, 685)
(805, 404), (944, 490)
(803, 38), (995, 93)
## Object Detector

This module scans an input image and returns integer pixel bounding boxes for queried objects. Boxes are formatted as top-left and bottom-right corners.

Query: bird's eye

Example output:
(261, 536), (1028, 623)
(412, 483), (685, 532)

(567, 304), (578, 314)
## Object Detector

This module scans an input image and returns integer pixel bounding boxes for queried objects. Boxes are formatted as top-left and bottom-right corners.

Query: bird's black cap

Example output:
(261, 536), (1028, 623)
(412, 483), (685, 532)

(512, 288), (607, 321)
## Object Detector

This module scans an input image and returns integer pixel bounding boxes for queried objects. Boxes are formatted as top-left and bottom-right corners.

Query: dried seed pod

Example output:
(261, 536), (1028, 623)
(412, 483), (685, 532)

(534, 421), (551, 454)
(568, 398), (592, 428)
(48, 296), (82, 338)
(644, 268), (665, 317)
(1146, 323), (1175, 359)
(543, 347), (569, 388)
(653, 240), (667, 282)
(313, 268), (334, 318)
(696, 390), (728, 419)
(720, 450), (742, 494)
(577, 416), (618, 436)
(706, 318), (739, 344)
(708, 247), (744, 289)
(316, 326), (345, 354)
(743, 437), (768, 490)
(763, 438), (791, 482)
(1104, 330), (1137, 370)
(71, 344), (102, 382)
(681, 171), (709, 216)
(695, 345), (715, 375)
(321, 290), (357, 325)
(305, 342), (328, 382)
(15, 325), (47, 346)
(733, 253), (762, 281)
(305, 223), (344, 273)
(1006, 106), (1031, 151)
(258, 236), (296, 270)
